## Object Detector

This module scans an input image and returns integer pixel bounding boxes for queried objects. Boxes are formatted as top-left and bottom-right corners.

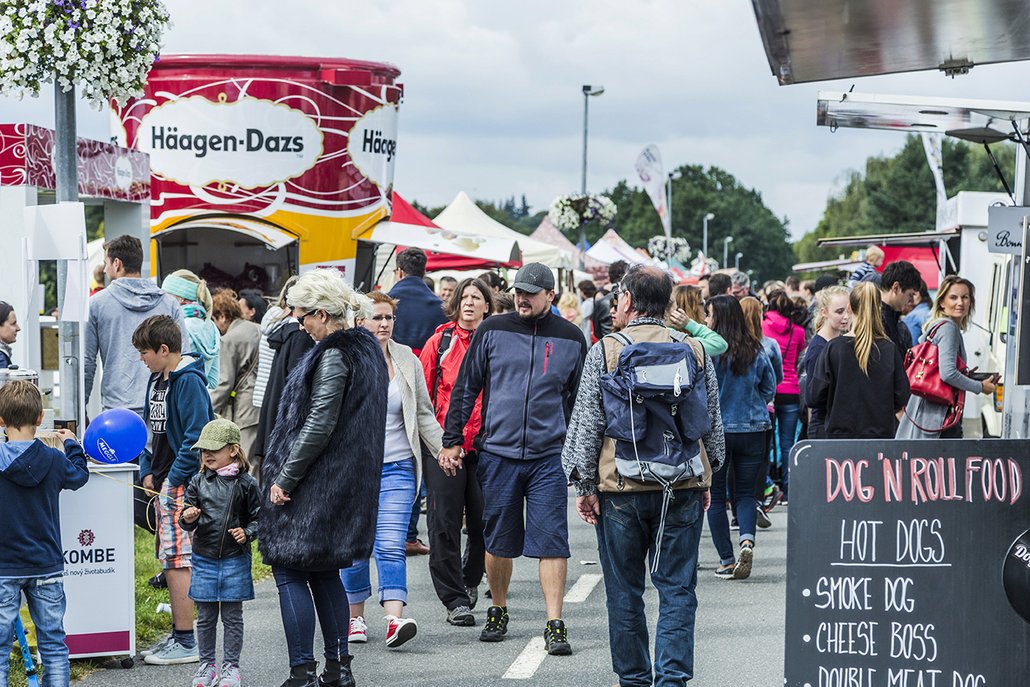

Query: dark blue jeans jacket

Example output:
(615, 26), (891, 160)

(596, 489), (705, 687)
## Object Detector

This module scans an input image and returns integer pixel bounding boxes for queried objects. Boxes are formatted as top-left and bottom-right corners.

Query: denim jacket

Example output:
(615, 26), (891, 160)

(713, 348), (776, 433)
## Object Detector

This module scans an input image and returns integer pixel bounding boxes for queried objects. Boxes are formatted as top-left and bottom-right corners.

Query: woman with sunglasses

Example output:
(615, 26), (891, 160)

(342, 291), (442, 649)
(260, 269), (386, 687)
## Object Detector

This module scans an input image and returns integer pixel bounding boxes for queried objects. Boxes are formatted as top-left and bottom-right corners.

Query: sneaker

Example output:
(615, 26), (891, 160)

(756, 507), (772, 529)
(191, 662), (217, 687)
(348, 616), (368, 643)
(143, 639), (199, 665)
(466, 586), (479, 610)
(543, 619), (572, 656)
(714, 565), (735, 579)
(447, 605), (475, 626)
(140, 633), (173, 657)
(762, 484), (783, 513)
(384, 616), (417, 648)
(730, 516), (739, 531)
(479, 606), (508, 642)
(147, 571), (167, 589)
(733, 543), (754, 580)
(217, 663), (241, 687)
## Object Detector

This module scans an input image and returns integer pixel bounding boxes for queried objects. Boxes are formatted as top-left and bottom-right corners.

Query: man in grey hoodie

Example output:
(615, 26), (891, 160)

(85, 235), (189, 416)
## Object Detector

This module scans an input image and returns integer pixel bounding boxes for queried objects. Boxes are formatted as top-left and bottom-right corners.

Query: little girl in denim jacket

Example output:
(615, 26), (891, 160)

(180, 418), (261, 687)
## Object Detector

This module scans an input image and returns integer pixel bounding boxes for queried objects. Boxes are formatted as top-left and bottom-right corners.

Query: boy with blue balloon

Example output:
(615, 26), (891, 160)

(0, 380), (89, 687)
(134, 315), (214, 666)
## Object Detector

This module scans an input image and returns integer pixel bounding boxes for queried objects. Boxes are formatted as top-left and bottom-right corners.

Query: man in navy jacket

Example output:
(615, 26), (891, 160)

(388, 248), (448, 356)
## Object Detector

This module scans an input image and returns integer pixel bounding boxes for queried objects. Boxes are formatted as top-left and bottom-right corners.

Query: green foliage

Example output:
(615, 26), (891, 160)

(797, 135), (1015, 265)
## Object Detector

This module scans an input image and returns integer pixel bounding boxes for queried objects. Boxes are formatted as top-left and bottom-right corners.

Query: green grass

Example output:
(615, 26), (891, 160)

(7, 528), (271, 685)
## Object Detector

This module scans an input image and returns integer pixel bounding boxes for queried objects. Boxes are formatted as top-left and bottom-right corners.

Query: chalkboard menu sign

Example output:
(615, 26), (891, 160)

(785, 440), (1030, 687)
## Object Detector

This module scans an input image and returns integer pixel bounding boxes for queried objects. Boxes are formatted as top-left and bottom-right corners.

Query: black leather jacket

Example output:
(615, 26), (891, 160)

(274, 347), (350, 494)
(180, 470), (261, 559)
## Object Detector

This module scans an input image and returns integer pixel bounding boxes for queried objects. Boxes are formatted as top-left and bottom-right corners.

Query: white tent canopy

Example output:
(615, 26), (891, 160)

(434, 192), (574, 269)
(585, 229), (652, 266)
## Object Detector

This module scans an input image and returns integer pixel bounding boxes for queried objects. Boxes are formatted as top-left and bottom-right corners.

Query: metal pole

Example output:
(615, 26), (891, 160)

(579, 91), (589, 255)
(703, 215), (710, 259)
(735, 252), (743, 271)
(723, 237), (733, 269)
(54, 83), (80, 427)
(1002, 131), (1030, 438)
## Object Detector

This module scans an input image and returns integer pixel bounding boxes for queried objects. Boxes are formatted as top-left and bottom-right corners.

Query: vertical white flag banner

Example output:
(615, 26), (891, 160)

(635, 144), (671, 238)
(921, 133), (947, 226)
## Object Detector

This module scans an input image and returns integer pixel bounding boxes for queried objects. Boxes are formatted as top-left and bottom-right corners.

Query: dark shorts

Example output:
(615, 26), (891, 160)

(476, 452), (570, 559)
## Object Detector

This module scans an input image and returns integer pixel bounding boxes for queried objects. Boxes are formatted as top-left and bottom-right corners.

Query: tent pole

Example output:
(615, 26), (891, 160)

(375, 245), (398, 287)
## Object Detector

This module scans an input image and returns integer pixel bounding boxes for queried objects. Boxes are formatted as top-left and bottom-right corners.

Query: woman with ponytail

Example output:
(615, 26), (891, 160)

(161, 270), (220, 389)
(807, 283), (910, 438)
(803, 285), (850, 439)
(895, 275), (996, 439)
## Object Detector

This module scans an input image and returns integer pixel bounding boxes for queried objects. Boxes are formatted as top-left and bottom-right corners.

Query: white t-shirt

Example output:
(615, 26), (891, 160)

(383, 377), (413, 464)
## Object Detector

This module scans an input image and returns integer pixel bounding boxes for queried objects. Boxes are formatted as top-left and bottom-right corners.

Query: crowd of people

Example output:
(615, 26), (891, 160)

(0, 235), (1001, 687)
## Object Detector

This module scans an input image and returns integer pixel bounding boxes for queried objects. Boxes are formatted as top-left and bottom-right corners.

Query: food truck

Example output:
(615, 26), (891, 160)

(113, 54), (403, 291)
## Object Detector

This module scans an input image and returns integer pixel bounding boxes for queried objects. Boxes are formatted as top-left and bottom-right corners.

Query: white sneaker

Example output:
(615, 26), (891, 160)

(143, 639), (199, 665)
(140, 634), (172, 657)
(348, 616), (368, 643)
(218, 662), (242, 687)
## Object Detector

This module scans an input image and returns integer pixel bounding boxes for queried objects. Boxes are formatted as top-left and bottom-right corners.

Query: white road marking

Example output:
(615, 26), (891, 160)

(563, 573), (602, 603)
(502, 637), (547, 679)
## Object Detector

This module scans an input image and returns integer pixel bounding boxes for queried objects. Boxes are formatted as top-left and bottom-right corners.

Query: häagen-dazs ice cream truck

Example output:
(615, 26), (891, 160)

(113, 54), (402, 291)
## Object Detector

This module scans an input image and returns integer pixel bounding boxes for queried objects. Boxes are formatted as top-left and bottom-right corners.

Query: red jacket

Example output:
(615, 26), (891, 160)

(419, 322), (482, 453)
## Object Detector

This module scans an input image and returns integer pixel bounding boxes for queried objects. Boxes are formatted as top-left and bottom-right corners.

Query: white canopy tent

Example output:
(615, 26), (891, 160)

(434, 192), (574, 269)
(585, 229), (652, 266)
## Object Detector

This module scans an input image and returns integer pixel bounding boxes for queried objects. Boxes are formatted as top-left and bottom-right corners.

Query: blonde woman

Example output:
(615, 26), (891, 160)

(802, 285), (850, 439)
(343, 291), (442, 649)
(808, 282), (909, 439)
(162, 270), (220, 389)
(259, 268), (386, 687)
(667, 284), (729, 356)
(896, 275), (996, 439)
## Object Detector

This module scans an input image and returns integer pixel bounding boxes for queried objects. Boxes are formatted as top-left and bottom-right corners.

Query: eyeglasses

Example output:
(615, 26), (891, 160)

(371, 314), (396, 322)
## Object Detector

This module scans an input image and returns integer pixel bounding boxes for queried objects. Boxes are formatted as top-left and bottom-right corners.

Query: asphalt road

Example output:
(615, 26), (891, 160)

(79, 494), (786, 686)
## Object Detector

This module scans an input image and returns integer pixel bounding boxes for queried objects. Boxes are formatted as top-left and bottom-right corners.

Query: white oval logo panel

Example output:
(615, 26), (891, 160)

(348, 103), (399, 190)
(137, 96), (324, 189)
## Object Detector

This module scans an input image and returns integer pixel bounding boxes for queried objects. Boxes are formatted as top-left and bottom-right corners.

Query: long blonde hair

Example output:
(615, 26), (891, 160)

(739, 296), (765, 341)
(928, 275), (975, 332)
(672, 284), (705, 323)
(849, 282), (887, 375)
(814, 285), (850, 332)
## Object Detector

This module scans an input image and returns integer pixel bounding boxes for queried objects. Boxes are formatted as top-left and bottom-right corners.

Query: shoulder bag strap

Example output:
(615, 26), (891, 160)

(431, 327), (455, 405)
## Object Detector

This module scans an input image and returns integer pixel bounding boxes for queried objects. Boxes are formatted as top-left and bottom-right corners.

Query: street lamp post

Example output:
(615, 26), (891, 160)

(702, 212), (714, 260)
(723, 236), (734, 269)
(735, 251), (744, 271)
(580, 84), (605, 253)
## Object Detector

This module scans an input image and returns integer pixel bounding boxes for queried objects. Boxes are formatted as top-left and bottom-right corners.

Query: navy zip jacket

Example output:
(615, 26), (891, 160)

(388, 276), (448, 352)
(0, 439), (89, 577)
(140, 355), (215, 488)
(443, 310), (587, 460)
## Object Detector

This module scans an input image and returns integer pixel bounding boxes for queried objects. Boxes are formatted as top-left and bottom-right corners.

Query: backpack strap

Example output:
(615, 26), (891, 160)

(601, 332), (634, 373)
(431, 327), (455, 405)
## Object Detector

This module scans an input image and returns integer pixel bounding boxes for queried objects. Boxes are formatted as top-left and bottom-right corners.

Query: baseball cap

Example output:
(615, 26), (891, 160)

(193, 418), (242, 451)
(510, 263), (555, 294)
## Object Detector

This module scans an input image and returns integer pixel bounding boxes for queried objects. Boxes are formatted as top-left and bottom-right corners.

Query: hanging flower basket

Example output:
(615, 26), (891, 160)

(0, 0), (171, 106)
(548, 193), (617, 233)
(647, 235), (691, 263)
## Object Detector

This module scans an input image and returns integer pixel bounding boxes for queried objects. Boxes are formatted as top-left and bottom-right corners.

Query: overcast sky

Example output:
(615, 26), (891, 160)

(3, 0), (1030, 240)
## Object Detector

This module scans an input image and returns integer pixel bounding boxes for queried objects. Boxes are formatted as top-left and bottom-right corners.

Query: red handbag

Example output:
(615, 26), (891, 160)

(903, 321), (965, 432)
(904, 321), (966, 405)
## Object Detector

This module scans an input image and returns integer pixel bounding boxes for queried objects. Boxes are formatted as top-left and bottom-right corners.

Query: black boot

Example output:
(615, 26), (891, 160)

(318, 656), (355, 687)
(281, 661), (318, 687)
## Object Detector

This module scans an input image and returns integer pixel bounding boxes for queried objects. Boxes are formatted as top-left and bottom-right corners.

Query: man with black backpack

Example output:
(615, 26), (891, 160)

(562, 265), (725, 686)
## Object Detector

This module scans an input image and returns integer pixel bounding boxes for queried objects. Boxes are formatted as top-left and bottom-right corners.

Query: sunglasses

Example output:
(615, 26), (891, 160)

(296, 310), (317, 326)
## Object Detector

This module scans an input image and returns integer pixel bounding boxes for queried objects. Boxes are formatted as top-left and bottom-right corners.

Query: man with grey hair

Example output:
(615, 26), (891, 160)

(563, 264), (725, 686)
(730, 270), (752, 300)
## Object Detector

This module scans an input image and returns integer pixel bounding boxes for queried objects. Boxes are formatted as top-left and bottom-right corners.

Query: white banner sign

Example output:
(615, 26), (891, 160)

(988, 205), (1028, 255)
(138, 96), (324, 189)
(348, 103), (399, 191)
(635, 144), (671, 237)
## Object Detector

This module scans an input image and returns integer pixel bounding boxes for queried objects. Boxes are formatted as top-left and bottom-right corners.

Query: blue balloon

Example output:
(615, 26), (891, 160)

(83, 408), (147, 465)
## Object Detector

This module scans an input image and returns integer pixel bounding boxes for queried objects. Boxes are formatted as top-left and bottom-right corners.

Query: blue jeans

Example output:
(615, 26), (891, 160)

(0, 576), (69, 687)
(775, 401), (800, 496)
(341, 459), (416, 605)
(708, 431), (765, 565)
(272, 567), (349, 668)
(596, 490), (704, 687)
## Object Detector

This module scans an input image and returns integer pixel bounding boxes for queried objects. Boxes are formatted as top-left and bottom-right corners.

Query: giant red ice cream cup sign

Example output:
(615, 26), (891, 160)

(114, 55), (403, 280)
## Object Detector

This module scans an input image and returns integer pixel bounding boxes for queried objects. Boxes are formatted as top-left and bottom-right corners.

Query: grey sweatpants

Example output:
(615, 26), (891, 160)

(196, 601), (244, 666)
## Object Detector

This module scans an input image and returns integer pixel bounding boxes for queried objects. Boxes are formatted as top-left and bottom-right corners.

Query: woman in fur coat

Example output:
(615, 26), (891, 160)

(259, 269), (387, 687)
